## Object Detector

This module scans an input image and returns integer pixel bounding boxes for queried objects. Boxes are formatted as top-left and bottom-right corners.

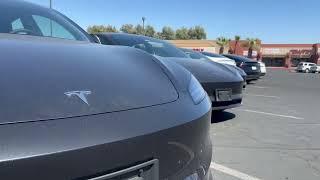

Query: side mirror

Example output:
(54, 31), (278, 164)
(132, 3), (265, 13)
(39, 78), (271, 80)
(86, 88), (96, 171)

(90, 34), (101, 44)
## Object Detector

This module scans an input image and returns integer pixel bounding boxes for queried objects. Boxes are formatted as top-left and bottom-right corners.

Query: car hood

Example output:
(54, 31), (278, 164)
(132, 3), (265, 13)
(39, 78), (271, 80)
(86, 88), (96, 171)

(0, 34), (178, 124)
(157, 57), (243, 83)
(207, 57), (236, 66)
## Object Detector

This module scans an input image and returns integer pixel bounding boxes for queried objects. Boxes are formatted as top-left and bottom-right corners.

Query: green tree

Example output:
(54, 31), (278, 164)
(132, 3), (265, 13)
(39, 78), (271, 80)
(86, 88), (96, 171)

(134, 24), (144, 35)
(216, 37), (230, 54)
(161, 26), (175, 40)
(188, 26), (206, 39)
(175, 27), (190, 40)
(145, 25), (156, 37)
(120, 24), (136, 34)
(154, 32), (164, 39)
(243, 38), (261, 58)
(87, 25), (118, 34)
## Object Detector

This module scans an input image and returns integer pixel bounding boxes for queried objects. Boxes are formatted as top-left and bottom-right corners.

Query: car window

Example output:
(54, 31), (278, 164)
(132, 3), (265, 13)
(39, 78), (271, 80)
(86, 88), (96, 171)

(0, 4), (89, 41)
(32, 15), (76, 40)
(11, 18), (24, 31)
(110, 35), (188, 58)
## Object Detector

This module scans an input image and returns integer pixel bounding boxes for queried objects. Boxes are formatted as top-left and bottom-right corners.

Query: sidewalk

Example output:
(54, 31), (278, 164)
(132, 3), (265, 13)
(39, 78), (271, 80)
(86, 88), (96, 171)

(266, 67), (296, 72)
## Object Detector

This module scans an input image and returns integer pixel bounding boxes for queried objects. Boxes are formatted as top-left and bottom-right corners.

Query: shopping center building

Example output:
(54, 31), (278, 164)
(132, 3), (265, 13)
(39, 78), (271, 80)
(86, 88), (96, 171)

(170, 40), (320, 67)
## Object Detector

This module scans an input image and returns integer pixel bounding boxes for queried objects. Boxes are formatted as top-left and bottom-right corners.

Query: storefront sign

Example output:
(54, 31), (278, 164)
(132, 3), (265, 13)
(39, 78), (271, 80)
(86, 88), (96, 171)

(290, 49), (312, 57)
(262, 48), (281, 55)
(243, 51), (257, 57)
(187, 47), (216, 53)
(193, 48), (205, 52)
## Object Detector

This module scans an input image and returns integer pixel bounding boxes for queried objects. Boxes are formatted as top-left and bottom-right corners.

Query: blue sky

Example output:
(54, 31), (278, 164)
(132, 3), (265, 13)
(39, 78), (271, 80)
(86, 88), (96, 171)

(26, 0), (320, 43)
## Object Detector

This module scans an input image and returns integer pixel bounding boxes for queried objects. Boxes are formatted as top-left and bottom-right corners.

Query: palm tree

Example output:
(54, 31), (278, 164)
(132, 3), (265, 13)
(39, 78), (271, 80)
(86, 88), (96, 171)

(243, 38), (260, 58)
(234, 35), (241, 54)
(216, 37), (230, 54)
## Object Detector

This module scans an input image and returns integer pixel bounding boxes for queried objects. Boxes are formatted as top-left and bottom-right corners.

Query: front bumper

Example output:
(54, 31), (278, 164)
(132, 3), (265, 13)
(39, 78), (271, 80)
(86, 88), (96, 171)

(202, 81), (243, 111)
(210, 94), (242, 110)
(0, 95), (212, 180)
(246, 74), (260, 80)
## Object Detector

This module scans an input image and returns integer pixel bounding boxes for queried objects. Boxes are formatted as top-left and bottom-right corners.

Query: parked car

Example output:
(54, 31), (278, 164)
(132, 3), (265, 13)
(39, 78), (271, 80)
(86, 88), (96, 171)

(223, 54), (261, 83)
(181, 48), (247, 88)
(94, 33), (244, 111)
(0, 1), (213, 180)
(258, 61), (267, 76)
(310, 65), (320, 73)
(296, 62), (317, 73)
(201, 51), (237, 66)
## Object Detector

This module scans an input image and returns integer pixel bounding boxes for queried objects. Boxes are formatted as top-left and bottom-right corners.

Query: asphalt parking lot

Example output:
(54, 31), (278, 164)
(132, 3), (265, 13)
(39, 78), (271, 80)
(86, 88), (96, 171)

(210, 69), (320, 180)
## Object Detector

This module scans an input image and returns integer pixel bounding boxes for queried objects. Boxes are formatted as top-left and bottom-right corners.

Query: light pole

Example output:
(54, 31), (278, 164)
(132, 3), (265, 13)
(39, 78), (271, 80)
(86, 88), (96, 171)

(142, 17), (146, 35)
(49, 0), (52, 8)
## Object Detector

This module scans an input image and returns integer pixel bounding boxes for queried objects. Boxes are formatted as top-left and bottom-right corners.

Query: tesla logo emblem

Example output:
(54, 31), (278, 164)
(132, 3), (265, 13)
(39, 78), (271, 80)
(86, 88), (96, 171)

(64, 91), (92, 105)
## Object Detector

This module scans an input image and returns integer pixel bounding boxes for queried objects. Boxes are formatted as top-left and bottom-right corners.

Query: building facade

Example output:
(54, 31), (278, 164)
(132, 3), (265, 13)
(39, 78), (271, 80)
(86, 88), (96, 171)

(170, 40), (320, 67)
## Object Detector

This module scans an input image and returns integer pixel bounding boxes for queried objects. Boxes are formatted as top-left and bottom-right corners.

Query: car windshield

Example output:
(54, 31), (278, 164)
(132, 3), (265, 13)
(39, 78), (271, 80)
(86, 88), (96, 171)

(181, 49), (211, 60)
(110, 35), (188, 58)
(0, 2), (89, 41)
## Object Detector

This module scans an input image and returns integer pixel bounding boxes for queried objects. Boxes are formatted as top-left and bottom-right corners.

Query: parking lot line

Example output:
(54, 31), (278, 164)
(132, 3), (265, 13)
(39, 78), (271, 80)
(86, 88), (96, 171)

(245, 94), (280, 99)
(237, 109), (304, 120)
(250, 86), (270, 89)
(211, 162), (262, 180)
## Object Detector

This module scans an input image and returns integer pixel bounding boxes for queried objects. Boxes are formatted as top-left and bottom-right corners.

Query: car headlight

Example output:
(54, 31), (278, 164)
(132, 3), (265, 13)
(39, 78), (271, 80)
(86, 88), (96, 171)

(188, 75), (206, 104)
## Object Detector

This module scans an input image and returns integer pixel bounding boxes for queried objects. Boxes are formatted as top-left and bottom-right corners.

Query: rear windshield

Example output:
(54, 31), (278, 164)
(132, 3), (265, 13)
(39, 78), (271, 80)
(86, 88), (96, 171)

(108, 35), (188, 58)
(182, 49), (210, 60)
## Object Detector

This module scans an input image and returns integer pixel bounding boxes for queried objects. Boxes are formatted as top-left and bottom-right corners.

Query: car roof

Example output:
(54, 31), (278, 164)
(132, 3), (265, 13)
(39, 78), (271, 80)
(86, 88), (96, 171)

(223, 54), (255, 62)
(94, 32), (150, 39)
(180, 48), (194, 52)
(300, 62), (315, 64)
(201, 52), (226, 58)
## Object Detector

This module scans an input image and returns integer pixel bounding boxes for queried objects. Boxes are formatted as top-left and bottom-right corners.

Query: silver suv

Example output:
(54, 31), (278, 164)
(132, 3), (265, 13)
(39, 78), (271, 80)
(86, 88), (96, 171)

(296, 62), (317, 73)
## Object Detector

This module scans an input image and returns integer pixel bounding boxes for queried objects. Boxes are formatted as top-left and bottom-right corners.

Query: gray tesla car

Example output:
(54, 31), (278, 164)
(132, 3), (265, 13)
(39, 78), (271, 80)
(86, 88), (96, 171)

(180, 48), (247, 88)
(0, 1), (213, 179)
(94, 33), (244, 111)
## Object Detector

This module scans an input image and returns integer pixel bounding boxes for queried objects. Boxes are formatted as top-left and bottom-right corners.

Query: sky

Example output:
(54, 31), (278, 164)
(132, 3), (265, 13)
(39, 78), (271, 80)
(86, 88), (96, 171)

(26, 0), (320, 44)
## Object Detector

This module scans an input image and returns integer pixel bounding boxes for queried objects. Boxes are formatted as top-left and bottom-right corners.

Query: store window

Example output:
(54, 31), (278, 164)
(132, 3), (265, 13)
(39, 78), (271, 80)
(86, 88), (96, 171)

(262, 57), (285, 67)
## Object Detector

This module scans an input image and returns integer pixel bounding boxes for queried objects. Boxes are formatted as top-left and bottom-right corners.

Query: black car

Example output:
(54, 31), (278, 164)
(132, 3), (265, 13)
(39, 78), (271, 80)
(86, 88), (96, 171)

(181, 48), (247, 88)
(0, 1), (213, 179)
(94, 33), (244, 111)
(223, 54), (261, 82)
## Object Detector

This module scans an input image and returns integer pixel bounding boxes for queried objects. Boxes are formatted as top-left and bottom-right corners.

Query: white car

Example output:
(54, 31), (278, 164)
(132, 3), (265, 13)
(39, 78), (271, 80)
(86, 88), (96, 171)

(310, 65), (320, 73)
(258, 61), (267, 76)
(201, 52), (237, 66)
(296, 62), (317, 73)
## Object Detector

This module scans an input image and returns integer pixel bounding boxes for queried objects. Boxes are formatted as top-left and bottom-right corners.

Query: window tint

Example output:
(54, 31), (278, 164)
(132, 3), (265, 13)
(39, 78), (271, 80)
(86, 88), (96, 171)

(109, 35), (188, 58)
(182, 49), (209, 60)
(97, 35), (113, 45)
(32, 15), (75, 40)
(0, 3), (89, 41)
(11, 19), (24, 31)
